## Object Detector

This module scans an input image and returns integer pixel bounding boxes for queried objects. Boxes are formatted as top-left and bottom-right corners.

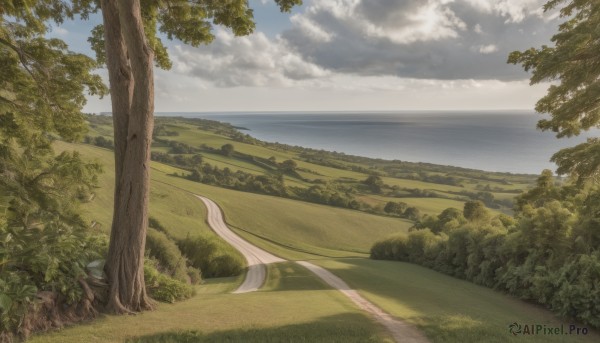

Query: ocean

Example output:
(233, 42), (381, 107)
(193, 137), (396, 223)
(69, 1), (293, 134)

(159, 111), (597, 175)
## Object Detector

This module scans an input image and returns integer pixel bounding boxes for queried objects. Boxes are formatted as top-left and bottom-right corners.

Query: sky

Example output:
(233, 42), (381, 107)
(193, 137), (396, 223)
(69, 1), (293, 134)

(50, 0), (561, 113)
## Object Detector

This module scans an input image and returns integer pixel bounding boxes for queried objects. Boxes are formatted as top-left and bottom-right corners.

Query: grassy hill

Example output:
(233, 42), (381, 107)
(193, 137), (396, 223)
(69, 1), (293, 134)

(86, 114), (538, 218)
(43, 136), (600, 343)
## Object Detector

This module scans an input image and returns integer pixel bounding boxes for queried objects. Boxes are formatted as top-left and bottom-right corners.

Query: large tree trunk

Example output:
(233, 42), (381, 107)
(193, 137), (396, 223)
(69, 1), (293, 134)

(101, 0), (155, 313)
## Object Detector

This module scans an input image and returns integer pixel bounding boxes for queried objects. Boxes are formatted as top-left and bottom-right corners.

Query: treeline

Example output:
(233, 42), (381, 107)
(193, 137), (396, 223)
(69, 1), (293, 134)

(148, 138), (370, 212)
(186, 164), (288, 197)
(178, 114), (534, 189)
(371, 170), (600, 328)
(84, 135), (114, 150)
(363, 175), (513, 210)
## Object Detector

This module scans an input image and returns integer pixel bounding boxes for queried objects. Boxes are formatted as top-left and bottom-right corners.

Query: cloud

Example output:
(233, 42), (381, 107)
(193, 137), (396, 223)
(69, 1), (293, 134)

(478, 44), (499, 54)
(280, 0), (557, 80)
(170, 30), (328, 87)
(165, 0), (559, 89)
(54, 27), (69, 35)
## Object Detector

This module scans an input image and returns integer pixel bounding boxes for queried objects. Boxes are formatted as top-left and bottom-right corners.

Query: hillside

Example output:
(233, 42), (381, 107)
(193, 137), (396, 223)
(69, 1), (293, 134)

(37, 131), (599, 343)
(86, 114), (538, 218)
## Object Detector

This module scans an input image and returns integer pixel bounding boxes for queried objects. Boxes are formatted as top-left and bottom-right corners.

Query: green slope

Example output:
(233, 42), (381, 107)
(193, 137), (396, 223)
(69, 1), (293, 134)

(42, 140), (595, 343)
(312, 259), (600, 343)
(30, 263), (392, 343)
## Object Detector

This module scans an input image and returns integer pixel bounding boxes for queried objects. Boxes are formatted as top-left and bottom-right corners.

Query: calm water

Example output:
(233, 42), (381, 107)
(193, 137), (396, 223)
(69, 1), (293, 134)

(160, 111), (597, 174)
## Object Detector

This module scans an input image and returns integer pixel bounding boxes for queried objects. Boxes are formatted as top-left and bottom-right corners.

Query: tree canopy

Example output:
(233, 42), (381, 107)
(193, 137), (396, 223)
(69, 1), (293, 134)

(508, 0), (600, 184)
(1, 2), (107, 338)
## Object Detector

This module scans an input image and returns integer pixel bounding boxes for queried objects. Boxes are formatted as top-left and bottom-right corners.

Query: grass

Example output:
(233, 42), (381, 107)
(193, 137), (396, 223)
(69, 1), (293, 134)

(30, 263), (392, 343)
(43, 140), (597, 343)
(157, 174), (412, 258)
(47, 119), (580, 342)
(311, 258), (600, 343)
(89, 116), (537, 217)
(55, 142), (213, 240)
(357, 194), (470, 216)
(59, 141), (412, 259)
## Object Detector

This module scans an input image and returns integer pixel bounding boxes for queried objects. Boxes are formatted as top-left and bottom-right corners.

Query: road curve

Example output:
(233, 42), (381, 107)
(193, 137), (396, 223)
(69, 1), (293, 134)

(195, 195), (284, 293)
(196, 194), (429, 342)
(297, 261), (429, 343)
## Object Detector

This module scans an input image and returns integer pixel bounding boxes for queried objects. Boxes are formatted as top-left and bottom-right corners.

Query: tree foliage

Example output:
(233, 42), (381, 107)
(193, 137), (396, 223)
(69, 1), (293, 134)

(1, 2), (107, 339)
(508, 0), (600, 184)
(87, 0), (302, 70)
(373, 171), (600, 328)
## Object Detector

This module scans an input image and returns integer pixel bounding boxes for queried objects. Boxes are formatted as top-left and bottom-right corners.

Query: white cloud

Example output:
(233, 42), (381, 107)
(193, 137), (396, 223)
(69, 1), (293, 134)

(478, 44), (499, 54)
(280, 0), (558, 80)
(289, 14), (333, 42)
(463, 0), (545, 23)
(52, 26), (69, 36)
(170, 30), (328, 87)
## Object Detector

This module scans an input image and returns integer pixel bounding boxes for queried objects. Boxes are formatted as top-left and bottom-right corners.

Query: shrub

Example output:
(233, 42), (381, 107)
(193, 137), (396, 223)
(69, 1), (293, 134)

(145, 228), (189, 283)
(187, 267), (202, 285)
(178, 235), (245, 278)
(144, 260), (195, 303)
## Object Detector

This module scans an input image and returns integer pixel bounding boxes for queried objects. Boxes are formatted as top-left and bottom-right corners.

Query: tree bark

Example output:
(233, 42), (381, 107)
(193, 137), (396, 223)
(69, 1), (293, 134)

(101, 0), (155, 313)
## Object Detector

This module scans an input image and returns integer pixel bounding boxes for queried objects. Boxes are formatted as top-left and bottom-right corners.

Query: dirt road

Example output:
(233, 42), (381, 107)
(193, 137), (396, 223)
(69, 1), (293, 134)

(196, 195), (283, 293)
(196, 194), (429, 342)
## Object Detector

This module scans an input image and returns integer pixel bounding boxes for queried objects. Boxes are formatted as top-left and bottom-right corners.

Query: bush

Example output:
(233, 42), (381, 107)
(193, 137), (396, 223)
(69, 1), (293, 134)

(145, 228), (189, 283)
(187, 267), (202, 285)
(144, 260), (195, 303)
(178, 235), (245, 278)
(370, 179), (600, 329)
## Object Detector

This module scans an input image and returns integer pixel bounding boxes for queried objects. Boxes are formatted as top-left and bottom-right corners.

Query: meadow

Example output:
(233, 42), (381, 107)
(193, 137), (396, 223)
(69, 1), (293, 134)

(38, 122), (599, 343)
(30, 263), (392, 343)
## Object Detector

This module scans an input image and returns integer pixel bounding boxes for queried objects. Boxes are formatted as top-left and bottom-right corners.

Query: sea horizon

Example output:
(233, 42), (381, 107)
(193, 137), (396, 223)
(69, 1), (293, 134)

(99, 110), (596, 175)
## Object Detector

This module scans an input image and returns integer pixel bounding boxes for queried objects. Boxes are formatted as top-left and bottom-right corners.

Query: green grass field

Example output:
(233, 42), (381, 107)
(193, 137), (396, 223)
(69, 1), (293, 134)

(30, 263), (392, 343)
(38, 121), (589, 343)
(61, 142), (412, 259)
(312, 259), (600, 343)
(86, 116), (540, 219)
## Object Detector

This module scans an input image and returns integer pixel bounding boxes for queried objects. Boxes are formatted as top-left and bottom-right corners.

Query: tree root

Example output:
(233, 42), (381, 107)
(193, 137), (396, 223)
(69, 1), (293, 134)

(9, 277), (107, 342)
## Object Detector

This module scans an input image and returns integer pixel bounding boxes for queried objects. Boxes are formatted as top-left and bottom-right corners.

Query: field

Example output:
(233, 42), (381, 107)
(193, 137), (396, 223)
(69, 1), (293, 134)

(312, 259), (600, 343)
(60, 142), (412, 259)
(36, 120), (598, 343)
(30, 263), (392, 343)
(86, 115), (539, 218)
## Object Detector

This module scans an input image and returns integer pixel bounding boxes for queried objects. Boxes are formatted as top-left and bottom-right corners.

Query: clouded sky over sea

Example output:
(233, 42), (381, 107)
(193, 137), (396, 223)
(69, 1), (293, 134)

(53, 0), (559, 112)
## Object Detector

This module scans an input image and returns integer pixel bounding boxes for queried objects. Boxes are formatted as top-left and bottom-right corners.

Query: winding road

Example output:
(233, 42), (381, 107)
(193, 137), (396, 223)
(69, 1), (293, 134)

(196, 195), (284, 293)
(196, 194), (429, 343)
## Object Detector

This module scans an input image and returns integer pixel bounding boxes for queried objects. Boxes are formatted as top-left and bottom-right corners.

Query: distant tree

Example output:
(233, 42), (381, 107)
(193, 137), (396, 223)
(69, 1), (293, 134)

(404, 207), (421, 221)
(363, 175), (384, 193)
(515, 169), (564, 212)
(221, 143), (235, 157)
(384, 201), (407, 215)
(279, 159), (298, 172)
(508, 0), (600, 185)
(463, 201), (489, 222)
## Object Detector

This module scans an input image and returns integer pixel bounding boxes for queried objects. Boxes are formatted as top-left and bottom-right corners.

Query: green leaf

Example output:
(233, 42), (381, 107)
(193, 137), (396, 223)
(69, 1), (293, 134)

(0, 294), (13, 311)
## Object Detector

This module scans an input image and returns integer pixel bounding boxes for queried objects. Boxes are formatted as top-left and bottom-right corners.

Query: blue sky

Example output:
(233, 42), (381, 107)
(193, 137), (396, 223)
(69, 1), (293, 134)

(51, 0), (558, 113)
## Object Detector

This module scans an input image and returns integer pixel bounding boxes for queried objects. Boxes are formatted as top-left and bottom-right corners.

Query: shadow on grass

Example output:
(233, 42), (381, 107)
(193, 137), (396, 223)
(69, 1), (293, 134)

(125, 313), (386, 343)
(262, 262), (337, 292)
(324, 258), (600, 343)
